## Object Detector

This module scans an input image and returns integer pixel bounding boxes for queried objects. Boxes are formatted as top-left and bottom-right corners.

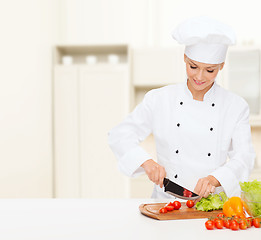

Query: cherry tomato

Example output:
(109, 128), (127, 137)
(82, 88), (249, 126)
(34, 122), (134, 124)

(215, 219), (224, 229)
(205, 220), (214, 230)
(239, 219), (247, 230)
(232, 215), (241, 221)
(253, 218), (261, 228)
(246, 217), (253, 227)
(186, 200), (194, 208)
(223, 218), (231, 229)
(230, 220), (239, 231)
(213, 218), (218, 225)
(166, 205), (174, 211)
(166, 202), (173, 207)
(159, 207), (168, 213)
(217, 213), (225, 218)
(173, 201), (181, 210)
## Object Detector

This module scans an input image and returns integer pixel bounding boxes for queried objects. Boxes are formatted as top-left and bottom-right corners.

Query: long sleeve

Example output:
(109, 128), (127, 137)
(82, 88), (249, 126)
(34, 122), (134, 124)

(211, 101), (256, 197)
(108, 91), (155, 177)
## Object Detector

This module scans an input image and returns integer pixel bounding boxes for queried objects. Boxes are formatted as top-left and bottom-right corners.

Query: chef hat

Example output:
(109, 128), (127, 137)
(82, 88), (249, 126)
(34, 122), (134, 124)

(172, 16), (236, 64)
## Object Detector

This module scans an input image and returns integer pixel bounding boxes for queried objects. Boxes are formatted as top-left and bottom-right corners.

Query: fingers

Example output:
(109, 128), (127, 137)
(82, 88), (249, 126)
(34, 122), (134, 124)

(198, 180), (209, 198)
(141, 159), (166, 188)
(159, 167), (166, 188)
(194, 177), (216, 199)
(154, 164), (166, 188)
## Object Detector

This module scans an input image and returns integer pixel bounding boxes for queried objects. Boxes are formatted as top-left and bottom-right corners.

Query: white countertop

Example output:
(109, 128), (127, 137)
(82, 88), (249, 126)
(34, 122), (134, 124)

(0, 199), (259, 240)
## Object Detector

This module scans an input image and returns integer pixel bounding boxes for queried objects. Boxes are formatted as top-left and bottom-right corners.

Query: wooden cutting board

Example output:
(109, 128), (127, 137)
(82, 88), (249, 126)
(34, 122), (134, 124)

(139, 202), (222, 220)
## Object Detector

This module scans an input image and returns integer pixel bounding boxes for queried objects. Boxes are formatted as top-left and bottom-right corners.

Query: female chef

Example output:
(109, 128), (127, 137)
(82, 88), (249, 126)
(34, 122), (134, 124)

(108, 16), (256, 199)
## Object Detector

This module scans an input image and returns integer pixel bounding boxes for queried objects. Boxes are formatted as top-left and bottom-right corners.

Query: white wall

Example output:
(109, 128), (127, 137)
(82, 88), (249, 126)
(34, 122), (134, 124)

(62, 0), (261, 47)
(0, 0), (61, 197)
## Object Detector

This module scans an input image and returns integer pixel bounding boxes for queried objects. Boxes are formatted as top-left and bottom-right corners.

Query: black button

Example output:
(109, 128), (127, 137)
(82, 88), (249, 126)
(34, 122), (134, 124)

(210, 127), (213, 131)
(180, 102), (183, 105)
(174, 174), (178, 178)
(176, 150), (179, 154)
(208, 153), (211, 156)
(177, 123), (180, 127)
(212, 103), (215, 107)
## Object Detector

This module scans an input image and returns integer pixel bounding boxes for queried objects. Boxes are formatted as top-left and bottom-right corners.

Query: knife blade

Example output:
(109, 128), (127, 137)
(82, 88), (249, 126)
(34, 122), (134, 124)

(163, 178), (200, 200)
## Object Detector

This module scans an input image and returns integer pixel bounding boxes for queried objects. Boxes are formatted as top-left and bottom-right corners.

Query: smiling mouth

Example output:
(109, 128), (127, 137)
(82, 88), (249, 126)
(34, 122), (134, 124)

(194, 79), (205, 85)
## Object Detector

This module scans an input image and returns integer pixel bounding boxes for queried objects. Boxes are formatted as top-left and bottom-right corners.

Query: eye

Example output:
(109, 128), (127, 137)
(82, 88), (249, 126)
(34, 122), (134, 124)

(190, 65), (197, 69)
(207, 70), (214, 73)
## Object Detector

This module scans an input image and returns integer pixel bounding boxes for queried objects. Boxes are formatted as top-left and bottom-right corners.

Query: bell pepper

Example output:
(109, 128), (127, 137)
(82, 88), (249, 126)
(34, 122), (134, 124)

(223, 197), (246, 218)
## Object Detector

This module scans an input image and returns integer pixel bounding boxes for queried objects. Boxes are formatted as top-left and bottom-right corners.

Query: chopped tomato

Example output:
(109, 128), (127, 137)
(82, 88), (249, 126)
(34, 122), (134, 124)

(183, 189), (192, 198)
(166, 205), (174, 211)
(166, 202), (173, 207)
(173, 201), (181, 210)
(159, 207), (168, 213)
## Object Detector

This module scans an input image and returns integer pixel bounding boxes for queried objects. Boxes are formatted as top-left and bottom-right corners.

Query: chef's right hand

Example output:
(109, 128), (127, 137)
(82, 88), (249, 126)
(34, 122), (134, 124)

(141, 159), (166, 188)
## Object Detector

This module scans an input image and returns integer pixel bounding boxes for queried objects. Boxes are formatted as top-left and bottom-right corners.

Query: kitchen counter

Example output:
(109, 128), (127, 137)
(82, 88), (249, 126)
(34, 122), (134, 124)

(0, 199), (259, 240)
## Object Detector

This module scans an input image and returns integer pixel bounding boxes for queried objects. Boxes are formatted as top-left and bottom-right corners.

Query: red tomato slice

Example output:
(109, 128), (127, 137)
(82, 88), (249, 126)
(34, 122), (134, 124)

(173, 201), (181, 210)
(166, 205), (174, 211)
(183, 189), (192, 198)
(159, 207), (168, 213)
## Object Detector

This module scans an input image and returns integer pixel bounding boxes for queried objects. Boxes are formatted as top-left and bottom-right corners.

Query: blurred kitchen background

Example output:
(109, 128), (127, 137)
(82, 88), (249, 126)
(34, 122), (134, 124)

(0, 0), (261, 199)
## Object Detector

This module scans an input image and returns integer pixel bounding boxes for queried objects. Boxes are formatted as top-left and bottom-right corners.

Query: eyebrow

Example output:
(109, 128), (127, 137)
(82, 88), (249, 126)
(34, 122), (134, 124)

(188, 59), (218, 69)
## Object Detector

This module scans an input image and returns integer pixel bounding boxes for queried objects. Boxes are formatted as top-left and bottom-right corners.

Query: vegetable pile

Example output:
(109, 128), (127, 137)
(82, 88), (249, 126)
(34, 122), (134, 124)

(205, 213), (261, 230)
(159, 200), (194, 213)
(195, 192), (228, 211)
(240, 180), (261, 217)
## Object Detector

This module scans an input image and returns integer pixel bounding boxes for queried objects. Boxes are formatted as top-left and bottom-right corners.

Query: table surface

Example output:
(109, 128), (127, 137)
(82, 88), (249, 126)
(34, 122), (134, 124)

(0, 198), (259, 240)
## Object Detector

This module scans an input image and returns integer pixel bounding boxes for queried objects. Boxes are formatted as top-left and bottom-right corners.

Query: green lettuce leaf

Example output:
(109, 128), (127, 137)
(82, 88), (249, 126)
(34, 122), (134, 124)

(240, 180), (261, 217)
(195, 192), (228, 212)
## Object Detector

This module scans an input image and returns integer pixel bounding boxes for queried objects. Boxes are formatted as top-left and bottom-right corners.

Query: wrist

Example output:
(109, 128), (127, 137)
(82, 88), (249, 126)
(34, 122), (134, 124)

(141, 159), (153, 168)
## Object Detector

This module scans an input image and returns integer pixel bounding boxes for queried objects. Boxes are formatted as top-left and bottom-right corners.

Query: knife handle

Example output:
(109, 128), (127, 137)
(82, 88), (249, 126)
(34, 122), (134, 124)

(163, 178), (169, 187)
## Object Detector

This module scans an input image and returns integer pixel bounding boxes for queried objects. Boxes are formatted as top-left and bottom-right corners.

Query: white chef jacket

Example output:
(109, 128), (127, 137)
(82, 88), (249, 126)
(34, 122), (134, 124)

(108, 81), (255, 198)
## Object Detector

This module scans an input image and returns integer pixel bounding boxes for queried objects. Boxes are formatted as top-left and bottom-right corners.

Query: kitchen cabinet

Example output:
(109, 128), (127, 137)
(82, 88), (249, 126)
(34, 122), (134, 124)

(225, 47), (261, 125)
(79, 65), (129, 198)
(53, 45), (130, 198)
(54, 65), (80, 197)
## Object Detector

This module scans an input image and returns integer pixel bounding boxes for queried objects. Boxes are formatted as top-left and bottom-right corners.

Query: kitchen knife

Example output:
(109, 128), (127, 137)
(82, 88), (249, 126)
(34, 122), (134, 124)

(163, 178), (200, 200)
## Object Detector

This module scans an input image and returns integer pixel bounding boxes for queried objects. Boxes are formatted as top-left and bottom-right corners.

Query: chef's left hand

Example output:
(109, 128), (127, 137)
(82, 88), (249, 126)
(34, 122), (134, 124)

(193, 175), (221, 202)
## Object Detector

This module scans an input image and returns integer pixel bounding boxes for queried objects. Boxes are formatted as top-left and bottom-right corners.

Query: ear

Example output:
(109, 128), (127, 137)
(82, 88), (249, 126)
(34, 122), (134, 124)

(184, 54), (187, 63)
(219, 62), (225, 70)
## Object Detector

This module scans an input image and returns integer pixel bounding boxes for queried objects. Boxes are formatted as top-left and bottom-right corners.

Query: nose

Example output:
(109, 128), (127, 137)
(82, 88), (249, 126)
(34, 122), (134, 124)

(195, 69), (204, 81)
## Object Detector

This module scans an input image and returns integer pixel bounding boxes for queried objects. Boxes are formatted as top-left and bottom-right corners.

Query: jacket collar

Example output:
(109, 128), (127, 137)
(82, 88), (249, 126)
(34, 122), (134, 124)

(183, 79), (216, 102)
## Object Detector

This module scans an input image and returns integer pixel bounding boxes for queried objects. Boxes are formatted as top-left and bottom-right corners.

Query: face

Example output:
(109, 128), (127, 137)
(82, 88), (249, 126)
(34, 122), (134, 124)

(184, 54), (224, 94)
